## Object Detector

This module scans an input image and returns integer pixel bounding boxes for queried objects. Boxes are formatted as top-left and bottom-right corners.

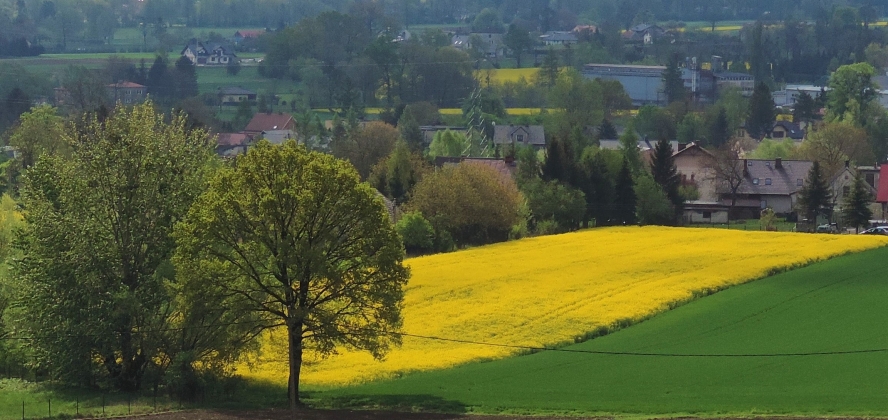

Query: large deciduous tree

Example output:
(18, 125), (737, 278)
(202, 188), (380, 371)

(797, 122), (873, 176)
(15, 102), (213, 391)
(173, 140), (408, 409)
(827, 62), (878, 127)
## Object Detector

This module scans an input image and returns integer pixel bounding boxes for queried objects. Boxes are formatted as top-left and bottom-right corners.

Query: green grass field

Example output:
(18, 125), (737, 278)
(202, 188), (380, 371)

(316, 246), (888, 416)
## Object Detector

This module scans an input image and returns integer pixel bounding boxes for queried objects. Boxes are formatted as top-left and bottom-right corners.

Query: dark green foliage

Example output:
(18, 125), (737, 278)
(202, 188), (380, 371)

(577, 150), (614, 226)
(396, 211), (435, 255)
(503, 24), (533, 68)
(2, 88), (29, 130)
(398, 107), (424, 152)
(634, 105), (676, 141)
(746, 82), (775, 140)
(634, 174), (674, 225)
(798, 161), (832, 221)
(146, 56), (171, 100)
(226, 60), (242, 76)
(542, 138), (574, 185)
(599, 118), (618, 140)
(174, 56), (199, 99)
(522, 179), (587, 233)
(707, 107), (730, 148)
(539, 48), (560, 88)
(662, 57), (687, 104)
(649, 138), (682, 222)
(613, 159), (637, 225)
(793, 92), (817, 124)
(516, 145), (540, 182)
(842, 172), (873, 232)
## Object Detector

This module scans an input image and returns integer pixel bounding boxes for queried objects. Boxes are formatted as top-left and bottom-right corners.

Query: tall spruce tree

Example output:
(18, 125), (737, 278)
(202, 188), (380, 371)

(708, 106), (730, 147)
(746, 82), (775, 140)
(798, 161), (832, 222)
(598, 118), (618, 140)
(542, 138), (574, 184)
(174, 56), (199, 99)
(613, 158), (637, 225)
(649, 138), (682, 223)
(397, 106), (424, 152)
(662, 57), (687, 104)
(842, 172), (873, 232)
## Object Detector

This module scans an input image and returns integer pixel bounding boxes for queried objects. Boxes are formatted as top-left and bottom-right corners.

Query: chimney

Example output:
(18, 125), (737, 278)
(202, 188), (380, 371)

(844, 160), (850, 169)
(775, 157), (782, 169)
(677, 143), (687, 151)
(743, 159), (748, 176)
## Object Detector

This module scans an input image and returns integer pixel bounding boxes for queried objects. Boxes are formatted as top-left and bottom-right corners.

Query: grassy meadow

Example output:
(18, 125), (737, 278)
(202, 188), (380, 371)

(319, 245), (888, 416)
(239, 227), (888, 387)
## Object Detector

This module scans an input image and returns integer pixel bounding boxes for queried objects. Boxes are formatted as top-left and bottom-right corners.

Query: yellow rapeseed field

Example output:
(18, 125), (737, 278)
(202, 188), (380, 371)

(239, 227), (888, 387)
(476, 68), (540, 84)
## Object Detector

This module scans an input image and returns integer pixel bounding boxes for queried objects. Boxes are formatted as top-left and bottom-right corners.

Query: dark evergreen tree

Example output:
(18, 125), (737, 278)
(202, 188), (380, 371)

(398, 106), (424, 152)
(539, 48), (560, 87)
(662, 57), (687, 104)
(3, 87), (30, 128)
(798, 161), (832, 222)
(503, 24), (532, 68)
(707, 107), (730, 147)
(577, 152), (613, 226)
(649, 138), (682, 223)
(613, 158), (637, 225)
(746, 82), (775, 140)
(842, 172), (873, 232)
(146, 56), (171, 100)
(542, 138), (574, 184)
(598, 118), (618, 140)
(793, 91), (817, 124)
(174, 56), (199, 100)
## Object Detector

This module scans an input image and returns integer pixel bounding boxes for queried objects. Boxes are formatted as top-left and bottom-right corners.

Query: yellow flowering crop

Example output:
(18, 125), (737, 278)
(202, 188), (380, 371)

(476, 68), (540, 84)
(239, 227), (888, 387)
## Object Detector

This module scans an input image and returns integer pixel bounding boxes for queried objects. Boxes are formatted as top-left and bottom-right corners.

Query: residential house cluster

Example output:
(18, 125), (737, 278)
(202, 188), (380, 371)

(181, 40), (238, 66)
(672, 143), (885, 226)
(215, 112), (296, 157)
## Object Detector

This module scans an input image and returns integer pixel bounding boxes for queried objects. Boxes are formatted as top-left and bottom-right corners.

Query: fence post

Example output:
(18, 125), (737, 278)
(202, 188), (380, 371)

(76, 397), (79, 416)
(21, 400), (24, 420)
(128, 397), (131, 415)
(102, 394), (105, 416)
(48, 398), (50, 418)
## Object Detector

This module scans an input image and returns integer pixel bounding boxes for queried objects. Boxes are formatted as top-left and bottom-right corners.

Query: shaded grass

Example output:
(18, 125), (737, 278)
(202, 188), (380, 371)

(0, 379), (179, 419)
(316, 246), (888, 416)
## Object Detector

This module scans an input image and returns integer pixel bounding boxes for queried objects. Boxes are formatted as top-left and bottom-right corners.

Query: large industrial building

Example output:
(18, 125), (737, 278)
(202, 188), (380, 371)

(581, 64), (666, 105)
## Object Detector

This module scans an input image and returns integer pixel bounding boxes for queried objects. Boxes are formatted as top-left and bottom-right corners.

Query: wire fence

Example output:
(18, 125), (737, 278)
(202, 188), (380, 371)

(1, 391), (183, 420)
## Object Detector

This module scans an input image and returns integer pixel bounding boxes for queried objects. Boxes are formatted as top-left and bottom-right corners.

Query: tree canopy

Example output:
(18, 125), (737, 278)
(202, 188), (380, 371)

(173, 140), (408, 409)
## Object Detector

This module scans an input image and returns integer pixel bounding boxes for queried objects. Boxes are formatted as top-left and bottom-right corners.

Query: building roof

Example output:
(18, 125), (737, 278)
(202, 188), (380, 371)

(108, 81), (145, 88)
(738, 159), (813, 196)
(629, 24), (664, 33)
(218, 86), (257, 95)
(540, 31), (578, 42)
(244, 113), (295, 134)
(877, 164), (888, 203)
(216, 132), (252, 147)
(715, 72), (754, 80)
(259, 129), (296, 144)
(234, 30), (264, 38)
(492, 125), (545, 146)
(772, 121), (805, 140)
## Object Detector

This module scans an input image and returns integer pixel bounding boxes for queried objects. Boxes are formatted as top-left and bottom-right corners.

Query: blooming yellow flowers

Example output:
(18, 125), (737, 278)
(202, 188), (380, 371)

(240, 227), (888, 387)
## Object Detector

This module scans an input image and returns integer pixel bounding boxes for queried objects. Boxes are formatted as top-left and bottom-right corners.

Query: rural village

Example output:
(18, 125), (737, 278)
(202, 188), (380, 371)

(2, 0), (888, 419)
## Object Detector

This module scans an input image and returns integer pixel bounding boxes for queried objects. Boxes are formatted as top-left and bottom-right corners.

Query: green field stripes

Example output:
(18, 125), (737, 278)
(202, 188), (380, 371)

(323, 246), (888, 415)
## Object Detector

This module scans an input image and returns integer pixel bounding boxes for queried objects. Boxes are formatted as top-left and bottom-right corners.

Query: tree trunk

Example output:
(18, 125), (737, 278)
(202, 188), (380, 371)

(287, 319), (303, 411)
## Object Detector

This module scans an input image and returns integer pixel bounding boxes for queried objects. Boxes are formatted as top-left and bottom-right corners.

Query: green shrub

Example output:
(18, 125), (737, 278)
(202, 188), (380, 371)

(396, 211), (434, 255)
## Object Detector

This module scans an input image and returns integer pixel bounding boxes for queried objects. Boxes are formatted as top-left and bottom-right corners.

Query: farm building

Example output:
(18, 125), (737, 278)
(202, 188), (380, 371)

(582, 64), (666, 105)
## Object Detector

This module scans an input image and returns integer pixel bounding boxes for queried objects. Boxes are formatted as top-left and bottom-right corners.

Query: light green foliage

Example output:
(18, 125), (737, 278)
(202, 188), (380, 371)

(429, 129), (469, 158)
(749, 138), (798, 159)
(827, 62), (878, 126)
(396, 211), (435, 255)
(369, 140), (428, 204)
(676, 113), (705, 144)
(634, 175), (674, 225)
(14, 101), (215, 391)
(173, 140), (408, 407)
(714, 87), (749, 133)
(408, 162), (522, 247)
(760, 207), (777, 230)
(619, 128), (642, 173)
(7, 105), (68, 169)
(546, 69), (607, 140)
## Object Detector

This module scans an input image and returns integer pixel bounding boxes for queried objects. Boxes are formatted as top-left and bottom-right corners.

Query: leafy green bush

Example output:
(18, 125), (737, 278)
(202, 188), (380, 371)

(396, 211), (435, 255)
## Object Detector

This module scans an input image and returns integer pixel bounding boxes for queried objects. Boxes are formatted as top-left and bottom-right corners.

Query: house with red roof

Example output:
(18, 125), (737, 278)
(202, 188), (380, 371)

(876, 164), (888, 219)
(243, 112), (296, 137)
(108, 81), (147, 105)
(233, 30), (265, 45)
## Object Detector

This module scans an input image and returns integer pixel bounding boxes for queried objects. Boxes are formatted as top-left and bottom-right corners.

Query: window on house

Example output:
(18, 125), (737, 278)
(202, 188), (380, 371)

(866, 173), (876, 187)
(752, 178), (760, 185)
(765, 178), (772, 185)
(516, 134), (525, 143)
(702, 211), (712, 218)
(797, 178), (804, 186)
(773, 131), (784, 138)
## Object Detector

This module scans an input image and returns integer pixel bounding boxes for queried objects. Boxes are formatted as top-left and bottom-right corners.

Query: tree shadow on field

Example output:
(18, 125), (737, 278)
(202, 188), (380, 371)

(322, 393), (468, 415)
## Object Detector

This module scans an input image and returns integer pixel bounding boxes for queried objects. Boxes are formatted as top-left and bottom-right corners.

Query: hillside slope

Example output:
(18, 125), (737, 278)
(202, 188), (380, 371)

(325, 246), (888, 415)
(240, 227), (888, 387)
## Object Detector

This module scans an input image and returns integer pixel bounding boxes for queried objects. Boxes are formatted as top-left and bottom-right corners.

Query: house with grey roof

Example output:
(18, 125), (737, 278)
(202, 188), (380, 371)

(724, 158), (814, 216)
(493, 125), (546, 150)
(540, 31), (578, 46)
(181, 40), (237, 66)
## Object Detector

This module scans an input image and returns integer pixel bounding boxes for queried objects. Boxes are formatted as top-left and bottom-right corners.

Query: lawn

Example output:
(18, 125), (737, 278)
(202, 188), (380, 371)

(319, 245), (888, 416)
(240, 227), (888, 387)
